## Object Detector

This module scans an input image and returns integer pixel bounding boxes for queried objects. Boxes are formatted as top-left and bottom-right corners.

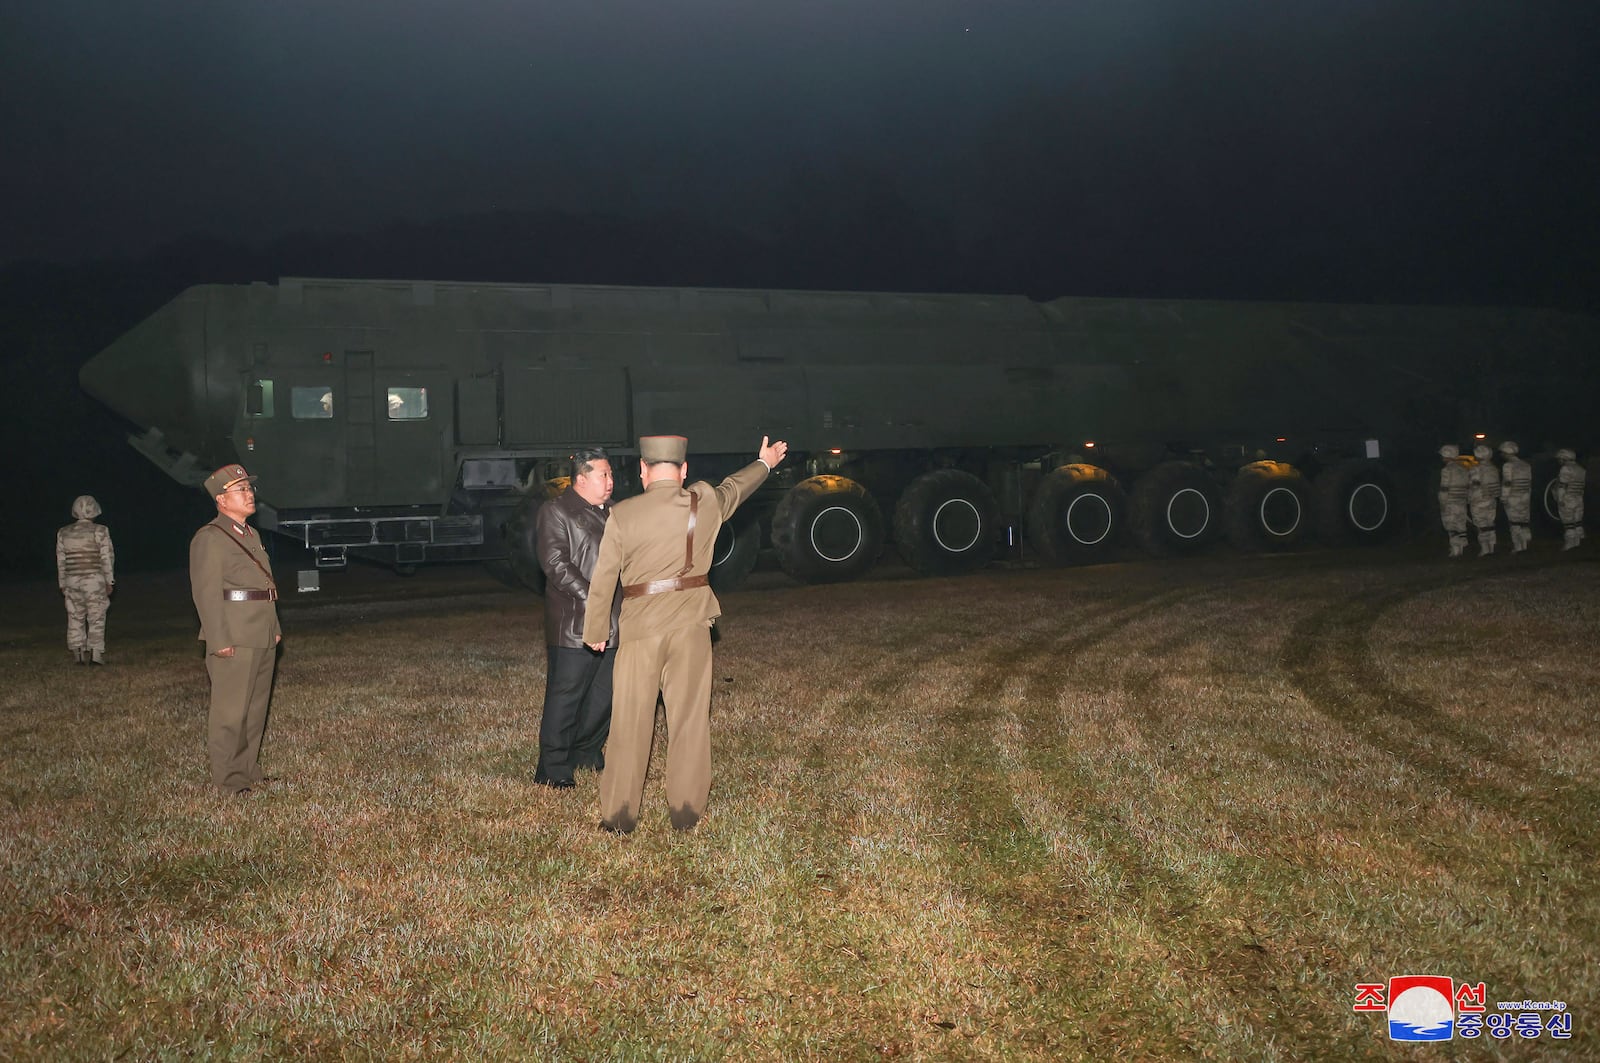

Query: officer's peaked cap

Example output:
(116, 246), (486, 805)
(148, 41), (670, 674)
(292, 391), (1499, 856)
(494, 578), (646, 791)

(640, 435), (688, 464)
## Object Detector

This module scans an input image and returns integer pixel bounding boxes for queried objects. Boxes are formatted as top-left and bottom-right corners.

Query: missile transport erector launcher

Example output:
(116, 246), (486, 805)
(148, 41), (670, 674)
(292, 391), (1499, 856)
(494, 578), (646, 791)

(80, 277), (1597, 590)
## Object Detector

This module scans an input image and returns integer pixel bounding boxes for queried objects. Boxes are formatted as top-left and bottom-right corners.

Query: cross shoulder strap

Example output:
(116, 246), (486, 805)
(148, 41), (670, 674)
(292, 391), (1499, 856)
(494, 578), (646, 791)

(206, 524), (277, 588)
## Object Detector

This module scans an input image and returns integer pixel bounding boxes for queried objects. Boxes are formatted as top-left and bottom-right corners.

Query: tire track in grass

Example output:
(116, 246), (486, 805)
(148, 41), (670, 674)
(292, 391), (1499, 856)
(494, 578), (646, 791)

(1281, 564), (1600, 859)
(919, 574), (1441, 1058)
(910, 586), (1285, 1054)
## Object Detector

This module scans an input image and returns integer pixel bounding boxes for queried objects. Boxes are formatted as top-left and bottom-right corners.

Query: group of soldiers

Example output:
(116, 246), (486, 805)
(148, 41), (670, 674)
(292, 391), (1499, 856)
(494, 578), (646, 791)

(53, 435), (786, 834)
(1437, 442), (1587, 558)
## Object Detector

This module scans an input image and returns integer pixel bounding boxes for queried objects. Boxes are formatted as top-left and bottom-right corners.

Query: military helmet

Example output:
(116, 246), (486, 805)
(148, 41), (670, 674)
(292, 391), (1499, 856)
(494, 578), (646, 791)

(1439, 444), (1460, 459)
(1473, 445), (1493, 462)
(1498, 440), (1519, 457)
(1557, 448), (1577, 462)
(71, 495), (101, 520)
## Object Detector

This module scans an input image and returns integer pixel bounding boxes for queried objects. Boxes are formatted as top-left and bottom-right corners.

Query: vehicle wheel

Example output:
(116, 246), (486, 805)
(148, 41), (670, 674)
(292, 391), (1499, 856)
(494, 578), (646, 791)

(709, 510), (761, 592)
(1026, 464), (1126, 565)
(482, 558), (521, 588)
(893, 469), (999, 576)
(771, 475), (883, 584)
(1313, 459), (1397, 545)
(1129, 461), (1221, 557)
(1531, 455), (1563, 533)
(1225, 461), (1309, 551)
(503, 493), (548, 594)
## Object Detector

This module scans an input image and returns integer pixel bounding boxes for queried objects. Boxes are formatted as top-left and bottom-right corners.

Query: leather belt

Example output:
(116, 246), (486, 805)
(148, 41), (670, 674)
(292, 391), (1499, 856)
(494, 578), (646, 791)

(225, 589), (278, 602)
(622, 574), (709, 599)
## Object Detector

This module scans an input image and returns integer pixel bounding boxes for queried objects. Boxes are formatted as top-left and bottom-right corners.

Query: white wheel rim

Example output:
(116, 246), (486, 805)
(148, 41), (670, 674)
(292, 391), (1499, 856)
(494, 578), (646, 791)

(810, 505), (864, 563)
(1065, 493), (1113, 546)
(931, 498), (982, 553)
(1259, 486), (1302, 537)
(713, 525), (736, 567)
(1347, 482), (1389, 533)
(1165, 487), (1211, 540)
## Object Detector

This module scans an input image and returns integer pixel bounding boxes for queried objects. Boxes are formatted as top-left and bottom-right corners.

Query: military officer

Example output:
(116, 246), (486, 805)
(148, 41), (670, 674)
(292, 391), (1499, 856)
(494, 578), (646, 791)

(1437, 444), (1471, 558)
(1468, 444), (1501, 556)
(189, 464), (282, 796)
(1498, 441), (1533, 553)
(1556, 448), (1586, 550)
(584, 434), (788, 833)
(56, 494), (114, 664)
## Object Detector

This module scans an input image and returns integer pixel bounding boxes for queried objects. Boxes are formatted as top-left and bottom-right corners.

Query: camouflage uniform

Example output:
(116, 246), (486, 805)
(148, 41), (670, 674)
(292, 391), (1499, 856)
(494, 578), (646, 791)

(1437, 445), (1471, 558)
(1556, 448), (1586, 550)
(56, 495), (114, 664)
(1468, 444), (1500, 556)
(1498, 441), (1532, 553)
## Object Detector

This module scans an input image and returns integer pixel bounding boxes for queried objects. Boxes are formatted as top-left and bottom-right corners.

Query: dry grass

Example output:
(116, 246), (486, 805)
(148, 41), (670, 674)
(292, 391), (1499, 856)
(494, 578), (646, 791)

(2, 549), (1597, 1060)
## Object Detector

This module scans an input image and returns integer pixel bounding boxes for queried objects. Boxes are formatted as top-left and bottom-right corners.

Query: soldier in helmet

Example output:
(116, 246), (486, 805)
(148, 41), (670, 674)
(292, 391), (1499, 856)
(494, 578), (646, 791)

(1437, 445), (1471, 559)
(1498, 441), (1532, 553)
(56, 495), (115, 664)
(1556, 448), (1586, 550)
(1468, 444), (1501, 556)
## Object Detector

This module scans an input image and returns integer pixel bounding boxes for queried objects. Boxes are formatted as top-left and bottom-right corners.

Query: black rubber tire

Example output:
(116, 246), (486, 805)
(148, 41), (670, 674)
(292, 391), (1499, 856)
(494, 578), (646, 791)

(503, 493), (549, 595)
(482, 558), (522, 588)
(1129, 462), (1221, 557)
(893, 469), (1000, 576)
(1026, 464), (1126, 565)
(771, 475), (883, 584)
(1225, 462), (1309, 552)
(1313, 459), (1398, 545)
(709, 510), (762, 592)
(1531, 455), (1563, 532)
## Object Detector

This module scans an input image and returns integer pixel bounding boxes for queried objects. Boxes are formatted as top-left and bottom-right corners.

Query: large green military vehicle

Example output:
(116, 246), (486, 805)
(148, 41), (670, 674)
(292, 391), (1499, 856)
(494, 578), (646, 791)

(79, 277), (1597, 590)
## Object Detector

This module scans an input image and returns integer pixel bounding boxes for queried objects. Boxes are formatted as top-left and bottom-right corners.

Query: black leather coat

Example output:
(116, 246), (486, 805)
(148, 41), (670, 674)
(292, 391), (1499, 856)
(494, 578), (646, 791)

(537, 488), (621, 648)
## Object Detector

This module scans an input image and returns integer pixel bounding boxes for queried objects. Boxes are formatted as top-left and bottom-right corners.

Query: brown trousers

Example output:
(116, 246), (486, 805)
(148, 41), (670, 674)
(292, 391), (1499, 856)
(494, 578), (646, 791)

(600, 623), (713, 832)
(206, 645), (276, 793)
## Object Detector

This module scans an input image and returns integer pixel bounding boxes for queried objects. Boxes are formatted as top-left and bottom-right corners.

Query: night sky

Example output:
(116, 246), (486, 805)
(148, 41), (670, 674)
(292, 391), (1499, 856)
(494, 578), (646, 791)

(4, 0), (1597, 305)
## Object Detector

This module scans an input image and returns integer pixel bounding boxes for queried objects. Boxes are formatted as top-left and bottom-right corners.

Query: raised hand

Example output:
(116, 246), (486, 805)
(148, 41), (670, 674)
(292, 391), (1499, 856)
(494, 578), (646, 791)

(759, 435), (789, 469)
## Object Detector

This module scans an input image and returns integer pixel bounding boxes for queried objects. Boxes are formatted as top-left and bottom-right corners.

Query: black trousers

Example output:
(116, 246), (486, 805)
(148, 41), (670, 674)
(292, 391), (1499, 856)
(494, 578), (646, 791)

(535, 644), (615, 783)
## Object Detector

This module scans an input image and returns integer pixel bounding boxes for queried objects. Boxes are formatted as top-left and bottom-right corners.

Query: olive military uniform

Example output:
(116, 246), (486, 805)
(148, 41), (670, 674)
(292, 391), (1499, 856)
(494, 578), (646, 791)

(190, 468), (281, 794)
(583, 440), (770, 832)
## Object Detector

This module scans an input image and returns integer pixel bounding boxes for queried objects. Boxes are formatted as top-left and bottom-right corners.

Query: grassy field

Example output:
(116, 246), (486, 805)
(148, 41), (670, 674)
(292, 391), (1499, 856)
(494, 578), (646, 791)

(2, 548), (1597, 1060)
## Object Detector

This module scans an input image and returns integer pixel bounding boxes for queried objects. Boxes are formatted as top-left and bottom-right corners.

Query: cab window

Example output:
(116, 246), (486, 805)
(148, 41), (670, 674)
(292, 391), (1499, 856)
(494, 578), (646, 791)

(292, 386), (335, 419)
(245, 379), (275, 419)
(387, 386), (429, 420)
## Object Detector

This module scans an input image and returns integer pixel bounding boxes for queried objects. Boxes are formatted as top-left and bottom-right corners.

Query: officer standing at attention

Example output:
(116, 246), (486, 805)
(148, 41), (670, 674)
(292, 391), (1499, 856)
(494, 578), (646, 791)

(1556, 448), (1586, 550)
(533, 446), (622, 789)
(1498, 441), (1533, 553)
(189, 464), (281, 796)
(56, 494), (114, 664)
(1437, 445), (1472, 559)
(584, 434), (787, 833)
(1468, 444), (1501, 556)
